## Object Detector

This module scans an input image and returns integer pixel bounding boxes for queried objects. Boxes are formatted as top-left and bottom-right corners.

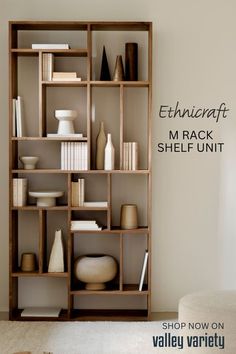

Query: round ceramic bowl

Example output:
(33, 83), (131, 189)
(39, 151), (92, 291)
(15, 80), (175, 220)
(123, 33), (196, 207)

(29, 190), (64, 207)
(19, 156), (39, 170)
(74, 254), (117, 290)
(55, 110), (77, 121)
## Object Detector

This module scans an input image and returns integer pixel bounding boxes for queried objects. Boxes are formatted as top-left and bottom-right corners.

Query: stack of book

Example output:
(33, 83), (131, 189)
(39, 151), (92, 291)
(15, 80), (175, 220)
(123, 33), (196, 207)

(71, 220), (102, 231)
(32, 44), (70, 49)
(123, 142), (138, 170)
(13, 178), (27, 207)
(61, 142), (88, 170)
(52, 72), (82, 82)
(42, 53), (54, 81)
(71, 178), (85, 206)
(12, 96), (25, 137)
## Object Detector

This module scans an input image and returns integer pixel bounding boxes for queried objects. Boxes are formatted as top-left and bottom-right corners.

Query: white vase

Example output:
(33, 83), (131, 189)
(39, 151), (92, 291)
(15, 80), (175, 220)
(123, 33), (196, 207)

(104, 133), (115, 170)
(48, 229), (64, 272)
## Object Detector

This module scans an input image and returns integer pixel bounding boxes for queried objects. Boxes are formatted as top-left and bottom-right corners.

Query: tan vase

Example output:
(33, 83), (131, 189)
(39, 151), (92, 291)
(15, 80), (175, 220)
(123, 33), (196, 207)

(74, 254), (118, 290)
(96, 121), (106, 170)
(113, 55), (125, 81)
(20, 253), (37, 272)
(120, 204), (138, 229)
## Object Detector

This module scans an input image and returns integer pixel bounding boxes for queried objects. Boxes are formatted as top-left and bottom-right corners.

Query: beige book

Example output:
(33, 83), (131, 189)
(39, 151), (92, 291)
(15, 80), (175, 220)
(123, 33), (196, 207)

(52, 72), (77, 78)
(79, 178), (85, 206)
(13, 178), (18, 206)
(17, 178), (27, 206)
(123, 142), (128, 170)
(132, 142), (138, 170)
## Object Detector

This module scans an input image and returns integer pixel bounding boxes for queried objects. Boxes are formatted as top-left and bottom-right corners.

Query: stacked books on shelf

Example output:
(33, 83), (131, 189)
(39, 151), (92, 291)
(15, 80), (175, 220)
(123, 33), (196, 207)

(71, 220), (102, 231)
(123, 142), (138, 170)
(71, 178), (85, 206)
(52, 72), (82, 82)
(42, 53), (54, 81)
(12, 96), (25, 137)
(32, 44), (70, 49)
(61, 142), (88, 170)
(13, 178), (27, 207)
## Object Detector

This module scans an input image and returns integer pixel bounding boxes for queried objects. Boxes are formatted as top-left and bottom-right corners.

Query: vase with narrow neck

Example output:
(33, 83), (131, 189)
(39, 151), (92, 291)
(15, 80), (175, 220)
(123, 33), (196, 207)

(104, 133), (115, 170)
(48, 229), (64, 273)
(96, 121), (106, 170)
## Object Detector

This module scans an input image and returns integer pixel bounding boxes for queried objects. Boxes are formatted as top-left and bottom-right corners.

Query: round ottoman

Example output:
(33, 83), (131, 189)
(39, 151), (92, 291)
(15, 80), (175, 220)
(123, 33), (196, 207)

(178, 290), (236, 353)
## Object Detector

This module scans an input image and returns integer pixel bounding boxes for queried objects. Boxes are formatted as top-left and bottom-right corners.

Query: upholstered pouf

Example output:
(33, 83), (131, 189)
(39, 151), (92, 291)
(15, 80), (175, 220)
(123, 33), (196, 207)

(178, 291), (236, 354)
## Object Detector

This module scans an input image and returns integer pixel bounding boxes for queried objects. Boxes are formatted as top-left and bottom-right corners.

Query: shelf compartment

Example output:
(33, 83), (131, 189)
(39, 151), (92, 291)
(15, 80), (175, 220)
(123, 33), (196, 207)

(71, 309), (148, 321)
(11, 308), (68, 321)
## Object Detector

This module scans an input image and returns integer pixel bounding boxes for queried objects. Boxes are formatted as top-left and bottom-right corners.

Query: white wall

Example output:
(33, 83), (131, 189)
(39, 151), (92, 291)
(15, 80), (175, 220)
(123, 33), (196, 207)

(1, 0), (236, 312)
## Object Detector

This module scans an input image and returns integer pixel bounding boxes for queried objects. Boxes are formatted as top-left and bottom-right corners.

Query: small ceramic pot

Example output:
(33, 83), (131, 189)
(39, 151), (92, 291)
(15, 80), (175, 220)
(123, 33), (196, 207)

(74, 254), (117, 290)
(19, 156), (39, 170)
(55, 110), (77, 135)
(120, 204), (138, 229)
(21, 253), (37, 272)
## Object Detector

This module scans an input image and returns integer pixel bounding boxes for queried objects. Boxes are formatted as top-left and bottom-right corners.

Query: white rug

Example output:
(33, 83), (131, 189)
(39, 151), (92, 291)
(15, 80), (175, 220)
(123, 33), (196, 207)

(0, 321), (178, 354)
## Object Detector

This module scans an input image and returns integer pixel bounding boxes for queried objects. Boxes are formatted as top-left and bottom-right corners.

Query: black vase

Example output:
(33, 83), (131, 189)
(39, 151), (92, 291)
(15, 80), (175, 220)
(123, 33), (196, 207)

(125, 43), (138, 81)
(100, 46), (111, 81)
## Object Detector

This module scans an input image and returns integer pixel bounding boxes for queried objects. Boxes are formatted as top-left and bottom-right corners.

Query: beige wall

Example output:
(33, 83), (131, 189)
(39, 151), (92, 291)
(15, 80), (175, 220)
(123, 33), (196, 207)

(1, 0), (236, 312)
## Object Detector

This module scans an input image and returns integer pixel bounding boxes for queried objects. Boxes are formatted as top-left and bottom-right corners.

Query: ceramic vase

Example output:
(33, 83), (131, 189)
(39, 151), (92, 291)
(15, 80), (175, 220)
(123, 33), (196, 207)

(120, 204), (138, 229)
(113, 55), (125, 81)
(20, 253), (37, 272)
(74, 254), (118, 290)
(96, 121), (106, 169)
(100, 46), (111, 80)
(104, 133), (115, 170)
(125, 43), (138, 80)
(48, 229), (64, 272)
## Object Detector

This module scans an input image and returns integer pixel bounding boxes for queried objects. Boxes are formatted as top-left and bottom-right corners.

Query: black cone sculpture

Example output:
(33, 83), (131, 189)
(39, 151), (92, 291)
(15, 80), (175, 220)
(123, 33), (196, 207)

(100, 46), (111, 81)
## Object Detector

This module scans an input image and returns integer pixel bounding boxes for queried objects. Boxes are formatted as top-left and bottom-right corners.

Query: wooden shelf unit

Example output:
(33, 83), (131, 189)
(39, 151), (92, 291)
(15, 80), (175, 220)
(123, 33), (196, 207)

(9, 20), (152, 321)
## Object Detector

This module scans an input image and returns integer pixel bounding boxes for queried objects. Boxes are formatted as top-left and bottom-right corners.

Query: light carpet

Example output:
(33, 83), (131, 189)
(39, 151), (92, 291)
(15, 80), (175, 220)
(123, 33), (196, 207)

(0, 321), (177, 354)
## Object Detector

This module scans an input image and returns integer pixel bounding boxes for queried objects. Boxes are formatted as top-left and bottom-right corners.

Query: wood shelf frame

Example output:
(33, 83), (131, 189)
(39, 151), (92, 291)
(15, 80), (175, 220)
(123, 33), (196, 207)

(9, 20), (152, 321)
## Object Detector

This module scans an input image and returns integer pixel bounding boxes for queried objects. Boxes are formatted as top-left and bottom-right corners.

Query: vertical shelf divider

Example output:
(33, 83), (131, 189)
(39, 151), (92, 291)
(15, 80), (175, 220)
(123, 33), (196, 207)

(107, 173), (112, 230)
(38, 52), (46, 137)
(39, 210), (47, 273)
(120, 84), (124, 170)
(87, 25), (92, 169)
(67, 173), (72, 317)
(119, 234), (123, 291)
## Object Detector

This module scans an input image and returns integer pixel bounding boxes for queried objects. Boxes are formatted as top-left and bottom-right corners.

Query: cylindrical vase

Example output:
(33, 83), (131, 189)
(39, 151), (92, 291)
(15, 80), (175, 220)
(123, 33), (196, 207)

(120, 204), (138, 229)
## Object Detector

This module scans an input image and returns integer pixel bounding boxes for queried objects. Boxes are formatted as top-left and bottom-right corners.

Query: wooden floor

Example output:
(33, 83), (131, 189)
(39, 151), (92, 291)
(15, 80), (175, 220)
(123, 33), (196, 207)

(0, 312), (177, 321)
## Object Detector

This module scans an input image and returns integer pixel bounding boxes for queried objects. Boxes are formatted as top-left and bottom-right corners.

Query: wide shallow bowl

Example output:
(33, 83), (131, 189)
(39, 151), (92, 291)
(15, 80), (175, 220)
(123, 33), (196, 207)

(74, 254), (118, 290)
(19, 156), (39, 170)
(55, 110), (77, 121)
(29, 190), (64, 207)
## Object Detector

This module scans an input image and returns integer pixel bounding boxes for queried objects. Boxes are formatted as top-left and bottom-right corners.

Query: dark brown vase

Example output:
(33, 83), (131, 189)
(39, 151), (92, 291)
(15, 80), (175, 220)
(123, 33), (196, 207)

(125, 43), (138, 81)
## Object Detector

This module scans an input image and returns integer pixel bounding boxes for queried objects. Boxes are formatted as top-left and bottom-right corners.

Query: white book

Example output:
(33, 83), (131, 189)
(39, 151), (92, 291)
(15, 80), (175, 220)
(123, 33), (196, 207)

(53, 72), (77, 79)
(21, 307), (61, 317)
(32, 44), (70, 49)
(78, 143), (82, 170)
(65, 142), (68, 170)
(68, 142), (71, 170)
(61, 142), (64, 170)
(128, 142), (132, 170)
(13, 178), (18, 206)
(132, 142), (138, 170)
(123, 142), (128, 170)
(47, 133), (83, 138)
(83, 201), (108, 207)
(12, 99), (16, 137)
(75, 142), (79, 170)
(84, 142), (88, 170)
(72, 142), (76, 170)
(16, 96), (24, 137)
(139, 250), (149, 291)
(17, 178), (27, 206)
(71, 220), (97, 225)
(52, 77), (82, 82)
(71, 225), (102, 231)
(70, 142), (74, 170)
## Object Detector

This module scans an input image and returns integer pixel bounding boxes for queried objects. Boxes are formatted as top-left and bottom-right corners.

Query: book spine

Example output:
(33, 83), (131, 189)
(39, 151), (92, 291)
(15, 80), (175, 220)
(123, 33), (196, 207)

(79, 143), (82, 170)
(13, 179), (18, 206)
(139, 251), (149, 291)
(132, 142), (138, 170)
(80, 178), (85, 206)
(12, 99), (16, 137)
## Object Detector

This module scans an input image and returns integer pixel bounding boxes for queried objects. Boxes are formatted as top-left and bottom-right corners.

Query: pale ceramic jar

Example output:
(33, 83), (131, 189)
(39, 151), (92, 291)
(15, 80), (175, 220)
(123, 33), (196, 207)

(19, 156), (39, 170)
(74, 254), (117, 290)
(120, 204), (138, 229)
(55, 110), (77, 135)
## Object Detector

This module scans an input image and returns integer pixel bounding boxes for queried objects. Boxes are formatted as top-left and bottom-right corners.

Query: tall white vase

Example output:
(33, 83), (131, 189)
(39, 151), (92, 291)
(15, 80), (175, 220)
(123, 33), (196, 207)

(48, 229), (64, 272)
(104, 133), (115, 170)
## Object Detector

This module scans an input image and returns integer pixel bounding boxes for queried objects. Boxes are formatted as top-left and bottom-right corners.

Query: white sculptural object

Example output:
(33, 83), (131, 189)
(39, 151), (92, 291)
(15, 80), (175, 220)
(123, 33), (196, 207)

(104, 133), (115, 170)
(48, 229), (64, 272)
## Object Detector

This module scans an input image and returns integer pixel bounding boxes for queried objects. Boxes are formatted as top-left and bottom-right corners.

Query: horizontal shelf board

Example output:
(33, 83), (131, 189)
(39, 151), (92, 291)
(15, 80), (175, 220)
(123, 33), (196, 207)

(11, 206), (68, 210)
(90, 80), (149, 87)
(42, 81), (88, 87)
(10, 21), (151, 32)
(11, 271), (68, 277)
(12, 309), (68, 321)
(12, 137), (87, 141)
(71, 284), (149, 295)
(71, 227), (149, 234)
(12, 169), (150, 174)
(71, 207), (108, 211)
(71, 309), (149, 321)
(11, 48), (87, 57)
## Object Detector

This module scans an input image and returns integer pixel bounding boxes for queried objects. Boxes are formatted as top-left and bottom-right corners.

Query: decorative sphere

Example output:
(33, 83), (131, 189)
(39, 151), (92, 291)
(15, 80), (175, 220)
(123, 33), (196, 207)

(74, 254), (117, 290)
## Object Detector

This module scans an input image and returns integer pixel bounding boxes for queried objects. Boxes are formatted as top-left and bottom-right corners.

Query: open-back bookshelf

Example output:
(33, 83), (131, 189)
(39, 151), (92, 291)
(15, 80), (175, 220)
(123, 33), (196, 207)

(9, 21), (152, 321)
